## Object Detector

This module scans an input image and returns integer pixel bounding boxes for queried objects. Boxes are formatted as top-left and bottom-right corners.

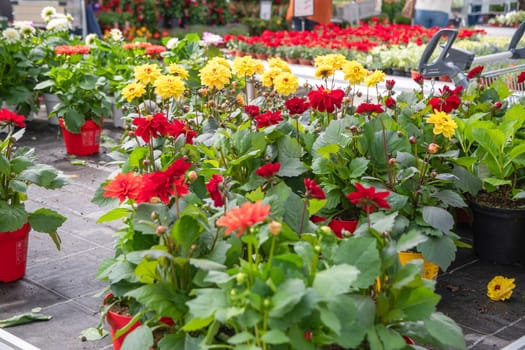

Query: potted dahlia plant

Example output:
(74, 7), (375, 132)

(451, 67), (525, 264)
(0, 108), (67, 282)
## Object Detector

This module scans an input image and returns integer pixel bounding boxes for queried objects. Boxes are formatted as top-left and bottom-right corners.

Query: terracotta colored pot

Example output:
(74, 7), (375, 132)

(59, 118), (102, 156)
(0, 223), (30, 282)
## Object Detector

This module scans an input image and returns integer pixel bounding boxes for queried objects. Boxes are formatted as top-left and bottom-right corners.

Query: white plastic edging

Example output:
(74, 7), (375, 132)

(502, 335), (525, 350)
(0, 329), (40, 350)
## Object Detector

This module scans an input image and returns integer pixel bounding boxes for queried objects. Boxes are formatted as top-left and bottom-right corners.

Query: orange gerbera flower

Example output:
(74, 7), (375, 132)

(216, 201), (271, 237)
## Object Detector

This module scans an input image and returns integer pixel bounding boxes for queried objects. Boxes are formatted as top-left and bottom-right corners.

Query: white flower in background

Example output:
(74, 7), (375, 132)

(166, 37), (179, 50)
(46, 14), (72, 32)
(14, 22), (36, 38)
(201, 32), (223, 46)
(66, 14), (74, 23)
(41, 6), (57, 22)
(109, 28), (123, 42)
(2, 28), (20, 43)
(85, 33), (98, 46)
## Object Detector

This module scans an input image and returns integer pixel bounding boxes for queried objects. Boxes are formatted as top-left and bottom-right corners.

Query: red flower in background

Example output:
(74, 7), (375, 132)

(145, 45), (167, 57)
(412, 73), (424, 85)
(256, 162), (280, 178)
(517, 71), (525, 84)
(216, 201), (271, 237)
(102, 172), (142, 203)
(132, 113), (172, 142)
(304, 178), (325, 199)
(356, 103), (384, 114)
(55, 45), (90, 55)
(244, 105), (260, 118)
(255, 111), (283, 128)
(285, 97), (309, 115)
(428, 85), (462, 113)
(385, 97), (396, 109)
(308, 86), (345, 113)
(206, 174), (225, 207)
(347, 183), (391, 213)
(0, 108), (25, 128)
(467, 65), (484, 79)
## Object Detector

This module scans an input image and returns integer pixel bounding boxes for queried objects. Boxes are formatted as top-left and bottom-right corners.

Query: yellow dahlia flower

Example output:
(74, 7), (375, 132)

(365, 70), (386, 87)
(487, 276), (515, 301)
(208, 57), (231, 69)
(342, 60), (368, 85)
(314, 65), (335, 79)
(167, 64), (189, 80)
(426, 110), (457, 139)
(122, 82), (146, 102)
(154, 75), (185, 100)
(267, 57), (291, 72)
(260, 67), (283, 87)
(315, 54), (346, 70)
(134, 64), (161, 85)
(273, 72), (298, 96)
(232, 56), (264, 77)
(199, 62), (232, 90)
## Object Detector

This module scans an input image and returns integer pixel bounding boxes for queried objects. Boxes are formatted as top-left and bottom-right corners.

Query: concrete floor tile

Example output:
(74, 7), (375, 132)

(0, 279), (64, 319)
(5, 301), (112, 350)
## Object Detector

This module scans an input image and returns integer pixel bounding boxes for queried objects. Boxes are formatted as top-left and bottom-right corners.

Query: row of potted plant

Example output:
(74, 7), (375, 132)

(77, 27), (525, 347)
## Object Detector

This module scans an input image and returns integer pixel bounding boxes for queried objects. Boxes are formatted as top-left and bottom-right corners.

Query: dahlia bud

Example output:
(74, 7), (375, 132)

(231, 81), (238, 88)
(207, 100), (215, 107)
(342, 96), (351, 104)
(320, 226), (332, 235)
(150, 197), (162, 204)
(396, 130), (403, 137)
(236, 272), (246, 283)
(385, 79), (395, 90)
(304, 331), (313, 341)
(493, 101), (502, 109)
(127, 131), (135, 138)
(156, 225), (167, 235)
(263, 298), (271, 308)
(349, 125), (359, 134)
(388, 158), (396, 166)
(269, 221), (282, 235)
(409, 136), (417, 144)
(182, 105), (190, 113)
(427, 143), (440, 154)
(187, 170), (198, 183)
(150, 211), (158, 220)
(430, 171), (437, 178)
(142, 159), (150, 167)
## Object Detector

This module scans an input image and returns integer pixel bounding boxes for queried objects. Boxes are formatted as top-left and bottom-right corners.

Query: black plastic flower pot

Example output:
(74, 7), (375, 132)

(470, 200), (525, 265)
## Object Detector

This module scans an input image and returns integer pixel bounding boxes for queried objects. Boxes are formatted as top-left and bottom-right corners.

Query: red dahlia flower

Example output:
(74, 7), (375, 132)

(307, 86), (345, 113)
(304, 178), (325, 199)
(169, 119), (196, 144)
(256, 162), (280, 178)
(385, 97), (396, 109)
(517, 71), (525, 84)
(285, 97), (309, 115)
(244, 105), (260, 118)
(0, 108), (25, 128)
(136, 158), (192, 203)
(132, 113), (172, 142)
(467, 65), (484, 79)
(216, 201), (271, 237)
(346, 183), (391, 213)
(428, 85), (462, 113)
(206, 174), (225, 207)
(255, 111), (283, 129)
(356, 103), (384, 114)
(103, 172), (142, 203)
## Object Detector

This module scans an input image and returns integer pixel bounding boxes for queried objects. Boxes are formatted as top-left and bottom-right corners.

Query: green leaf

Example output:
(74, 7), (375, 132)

(0, 310), (52, 328)
(313, 264), (359, 298)
(424, 312), (466, 350)
(333, 237), (381, 289)
(269, 279), (306, 318)
(79, 327), (108, 341)
(396, 230), (428, 252)
(392, 286), (440, 322)
(349, 157), (369, 178)
(172, 216), (204, 254)
(121, 325), (154, 350)
(432, 189), (467, 208)
(189, 258), (226, 271)
(316, 143), (340, 158)
(186, 288), (227, 319)
(418, 235), (457, 271)
(0, 202), (27, 232)
(181, 315), (213, 332)
(97, 207), (132, 223)
(126, 283), (188, 320)
(374, 324), (406, 350)
(18, 164), (67, 189)
(228, 332), (255, 344)
(261, 329), (290, 344)
(421, 206), (454, 233)
(28, 208), (66, 233)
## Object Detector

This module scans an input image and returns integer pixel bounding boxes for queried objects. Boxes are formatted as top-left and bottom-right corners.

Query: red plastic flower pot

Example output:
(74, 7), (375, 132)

(59, 118), (102, 156)
(0, 223), (30, 282)
(106, 307), (141, 350)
